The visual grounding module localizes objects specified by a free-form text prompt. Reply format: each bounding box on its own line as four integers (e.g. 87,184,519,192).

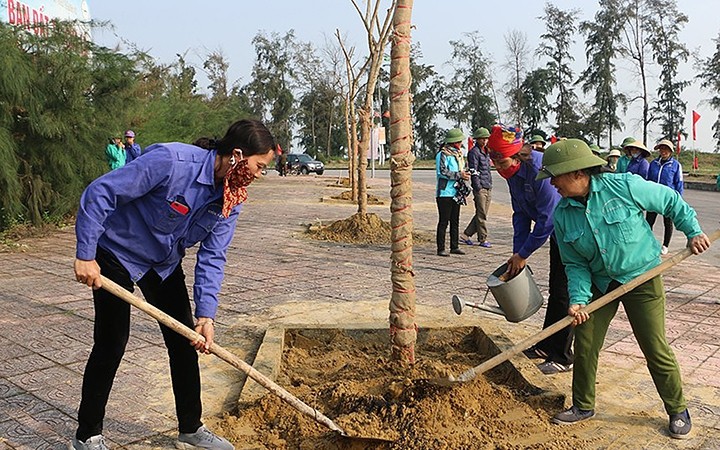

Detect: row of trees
3,0,720,230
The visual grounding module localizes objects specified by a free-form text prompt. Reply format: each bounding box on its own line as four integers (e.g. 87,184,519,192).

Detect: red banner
676,131,682,154
692,110,701,141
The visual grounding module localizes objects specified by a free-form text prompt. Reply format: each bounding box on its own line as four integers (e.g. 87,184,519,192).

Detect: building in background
3,0,91,38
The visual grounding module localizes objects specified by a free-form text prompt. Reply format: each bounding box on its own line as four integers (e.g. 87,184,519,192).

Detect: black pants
646,211,674,247
436,197,460,251
76,247,202,440
535,235,574,366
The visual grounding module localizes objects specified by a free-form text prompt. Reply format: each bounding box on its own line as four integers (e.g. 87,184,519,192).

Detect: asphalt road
324,168,720,266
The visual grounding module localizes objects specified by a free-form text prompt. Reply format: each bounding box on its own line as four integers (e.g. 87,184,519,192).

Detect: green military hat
529,135,546,145
444,128,465,144
621,136,637,148
536,139,607,180
589,144,601,155
472,127,490,139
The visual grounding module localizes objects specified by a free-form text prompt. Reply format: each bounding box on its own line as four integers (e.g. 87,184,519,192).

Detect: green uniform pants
572,275,686,415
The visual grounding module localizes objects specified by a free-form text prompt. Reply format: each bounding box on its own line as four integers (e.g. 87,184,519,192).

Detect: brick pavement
0,173,719,449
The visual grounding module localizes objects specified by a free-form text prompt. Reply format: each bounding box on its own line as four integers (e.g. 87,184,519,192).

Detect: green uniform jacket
106,143,126,170
553,172,702,306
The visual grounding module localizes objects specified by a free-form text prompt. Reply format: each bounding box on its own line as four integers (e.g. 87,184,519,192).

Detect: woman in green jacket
537,139,711,439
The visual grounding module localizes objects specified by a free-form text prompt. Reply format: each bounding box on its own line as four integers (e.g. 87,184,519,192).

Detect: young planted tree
388,0,416,363
645,0,689,141
503,29,530,126
350,0,396,215
696,32,720,152
538,4,583,138
578,0,626,147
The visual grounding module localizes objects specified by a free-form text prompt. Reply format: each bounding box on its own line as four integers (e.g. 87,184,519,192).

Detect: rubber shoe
477,241,492,248
669,409,692,439
522,346,549,360
177,426,234,450
661,245,669,255
68,435,109,450
437,249,450,257
538,361,573,375
450,248,466,255
551,405,595,425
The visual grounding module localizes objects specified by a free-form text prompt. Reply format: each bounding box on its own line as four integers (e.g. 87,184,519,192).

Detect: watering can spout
452,295,506,317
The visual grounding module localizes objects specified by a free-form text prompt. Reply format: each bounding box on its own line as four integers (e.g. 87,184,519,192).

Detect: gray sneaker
551,405,595,424
669,409,692,439
176,426,234,450
68,435,109,450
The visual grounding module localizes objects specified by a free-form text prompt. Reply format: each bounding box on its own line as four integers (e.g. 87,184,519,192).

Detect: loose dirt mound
210,328,598,449
330,190,385,205
306,213,432,245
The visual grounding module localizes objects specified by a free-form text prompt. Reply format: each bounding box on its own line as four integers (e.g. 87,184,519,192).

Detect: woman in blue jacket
647,139,684,254
435,128,470,256
72,119,276,450
625,141,651,179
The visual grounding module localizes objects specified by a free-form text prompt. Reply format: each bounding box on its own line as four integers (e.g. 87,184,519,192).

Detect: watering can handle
452,228,720,382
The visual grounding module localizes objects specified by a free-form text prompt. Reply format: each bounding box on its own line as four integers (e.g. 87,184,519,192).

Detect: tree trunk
388,0,416,364
357,106,370,215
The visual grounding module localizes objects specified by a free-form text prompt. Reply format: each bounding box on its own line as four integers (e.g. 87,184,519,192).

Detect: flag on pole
676,131,682,155
692,110,701,140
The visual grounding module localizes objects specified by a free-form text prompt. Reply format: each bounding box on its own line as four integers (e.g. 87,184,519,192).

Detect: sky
86,0,719,152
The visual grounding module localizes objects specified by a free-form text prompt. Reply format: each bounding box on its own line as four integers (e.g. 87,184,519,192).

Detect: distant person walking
605,148,622,172
105,135,125,170
616,136,635,173
646,139,684,255
123,130,142,164
460,127,492,248
435,128,470,257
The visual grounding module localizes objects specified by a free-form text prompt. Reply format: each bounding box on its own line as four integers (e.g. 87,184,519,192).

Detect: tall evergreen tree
409,45,442,158
443,32,495,131
696,32,720,152
537,3,583,138
245,30,297,151
645,0,689,141
519,68,553,137
578,0,626,147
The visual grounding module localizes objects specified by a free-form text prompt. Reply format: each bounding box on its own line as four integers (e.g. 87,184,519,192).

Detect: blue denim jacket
75,143,241,318
554,172,702,306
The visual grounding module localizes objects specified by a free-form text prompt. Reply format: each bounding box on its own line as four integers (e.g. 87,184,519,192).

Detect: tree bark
388,0,416,364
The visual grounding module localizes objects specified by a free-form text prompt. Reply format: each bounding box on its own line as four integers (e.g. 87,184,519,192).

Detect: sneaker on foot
450,248,466,255
437,249,450,257
661,245,669,255
551,405,595,425
538,360,573,375
69,435,108,450
669,409,692,439
177,426,234,450
477,241,492,248
522,346,549,360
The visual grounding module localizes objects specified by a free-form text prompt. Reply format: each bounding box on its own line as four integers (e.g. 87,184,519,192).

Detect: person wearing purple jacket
625,141,651,180
71,119,276,450
460,127,493,247
487,125,574,375
647,139,684,255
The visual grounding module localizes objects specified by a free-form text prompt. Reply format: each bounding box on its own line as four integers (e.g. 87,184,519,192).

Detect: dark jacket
647,157,683,195
467,144,492,191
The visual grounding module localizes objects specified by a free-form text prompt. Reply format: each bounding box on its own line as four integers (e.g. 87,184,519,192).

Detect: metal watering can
452,263,544,323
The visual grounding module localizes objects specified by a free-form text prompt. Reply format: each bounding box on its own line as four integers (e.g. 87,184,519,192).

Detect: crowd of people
434,125,710,440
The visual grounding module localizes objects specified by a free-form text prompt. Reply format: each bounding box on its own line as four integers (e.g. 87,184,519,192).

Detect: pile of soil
211,328,597,449
306,213,431,245
331,191,385,205
327,177,352,188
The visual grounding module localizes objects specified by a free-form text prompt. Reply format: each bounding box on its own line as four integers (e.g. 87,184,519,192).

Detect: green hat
529,135,546,145
473,127,490,139
621,136,637,148
444,128,464,144
589,144,601,155
536,139,607,180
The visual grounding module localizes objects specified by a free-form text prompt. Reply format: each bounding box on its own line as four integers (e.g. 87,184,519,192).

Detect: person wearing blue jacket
647,139,684,255
625,141,650,179
487,124,574,375
123,130,143,164
460,127,493,248
71,119,276,450
537,139,710,439
435,128,470,256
